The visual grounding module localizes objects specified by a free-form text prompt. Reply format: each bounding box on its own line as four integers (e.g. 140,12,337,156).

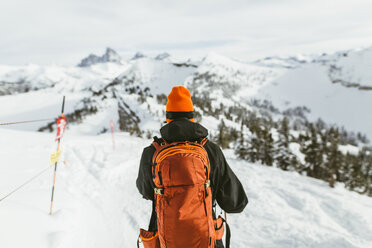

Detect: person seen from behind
136,86,248,248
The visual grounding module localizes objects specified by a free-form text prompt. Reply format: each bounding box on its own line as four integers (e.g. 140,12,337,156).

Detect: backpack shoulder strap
200,137,208,146
152,136,165,149
151,136,168,164
148,200,157,232
225,217,231,248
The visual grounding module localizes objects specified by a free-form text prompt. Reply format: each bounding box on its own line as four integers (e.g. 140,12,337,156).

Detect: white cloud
1,0,372,65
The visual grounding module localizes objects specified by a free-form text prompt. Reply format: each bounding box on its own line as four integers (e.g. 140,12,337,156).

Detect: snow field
0,129,372,248
228,148,372,248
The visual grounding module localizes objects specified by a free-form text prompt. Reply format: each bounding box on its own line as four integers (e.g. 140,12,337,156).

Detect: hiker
136,86,248,248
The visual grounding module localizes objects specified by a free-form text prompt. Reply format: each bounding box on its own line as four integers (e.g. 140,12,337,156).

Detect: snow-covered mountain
0,46,371,140
254,55,313,69
1,47,371,139
1,47,372,248
327,48,372,90
256,48,372,140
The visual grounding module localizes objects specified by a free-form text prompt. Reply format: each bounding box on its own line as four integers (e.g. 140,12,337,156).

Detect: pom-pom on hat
166,86,194,123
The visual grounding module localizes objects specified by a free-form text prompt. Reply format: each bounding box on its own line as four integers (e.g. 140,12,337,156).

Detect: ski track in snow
0,130,372,248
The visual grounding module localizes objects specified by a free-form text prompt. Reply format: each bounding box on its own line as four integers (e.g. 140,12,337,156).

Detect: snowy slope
115,56,196,95
1,129,372,248
327,48,372,89
257,62,372,139
254,55,313,69
186,52,283,104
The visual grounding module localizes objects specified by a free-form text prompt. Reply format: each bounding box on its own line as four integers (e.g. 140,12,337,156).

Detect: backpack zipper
154,142,205,161
157,148,208,165
203,191,208,216
158,171,163,185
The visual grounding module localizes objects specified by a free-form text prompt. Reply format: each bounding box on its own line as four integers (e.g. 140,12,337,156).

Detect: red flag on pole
110,120,115,150
50,96,66,215
110,120,114,132
55,115,67,141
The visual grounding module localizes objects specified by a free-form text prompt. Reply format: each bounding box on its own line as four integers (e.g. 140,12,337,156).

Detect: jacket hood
160,118,208,143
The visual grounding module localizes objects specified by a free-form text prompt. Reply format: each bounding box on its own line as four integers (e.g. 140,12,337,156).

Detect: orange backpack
150,137,216,248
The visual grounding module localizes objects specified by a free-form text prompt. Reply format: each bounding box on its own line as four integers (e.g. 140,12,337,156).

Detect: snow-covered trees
275,117,293,170
300,123,324,179
232,109,372,196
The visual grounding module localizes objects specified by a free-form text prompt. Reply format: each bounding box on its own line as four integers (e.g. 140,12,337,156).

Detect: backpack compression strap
217,214,231,248
226,221,231,248
151,136,168,164
200,137,208,146
151,137,208,164
224,215,231,248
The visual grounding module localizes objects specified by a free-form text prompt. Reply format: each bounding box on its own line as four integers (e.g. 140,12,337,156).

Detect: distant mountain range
0,47,371,140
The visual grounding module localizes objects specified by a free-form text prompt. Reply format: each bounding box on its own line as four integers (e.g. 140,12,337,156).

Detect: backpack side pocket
138,228,160,248
214,216,225,241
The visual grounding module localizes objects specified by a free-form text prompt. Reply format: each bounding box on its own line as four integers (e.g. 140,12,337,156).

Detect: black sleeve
136,145,156,201
206,141,248,213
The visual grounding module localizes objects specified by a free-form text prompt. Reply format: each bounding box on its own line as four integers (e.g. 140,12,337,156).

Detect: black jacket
136,118,248,213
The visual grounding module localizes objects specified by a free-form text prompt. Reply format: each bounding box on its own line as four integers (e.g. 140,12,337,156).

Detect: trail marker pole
110,120,115,151
49,96,66,215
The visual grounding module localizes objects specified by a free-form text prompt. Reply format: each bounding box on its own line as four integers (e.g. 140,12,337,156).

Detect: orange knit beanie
165,86,194,123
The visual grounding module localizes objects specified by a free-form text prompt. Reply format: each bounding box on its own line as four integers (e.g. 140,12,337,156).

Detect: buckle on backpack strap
205,180,210,188
154,188,164,195
153,136,166,146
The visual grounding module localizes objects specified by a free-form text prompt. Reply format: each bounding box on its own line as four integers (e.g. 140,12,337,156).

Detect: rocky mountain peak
155,52,170,60
78,47,123,67
131,52,145,60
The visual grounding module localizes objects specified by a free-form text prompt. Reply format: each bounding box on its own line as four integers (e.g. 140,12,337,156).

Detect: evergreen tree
366,153,372,196
275,117,292,170
260,126,275,166
366,151,372,196
325,128,342,187
246,121,262,163
359,148,372,195
349,152,365,192
236,120,249,159
217,119,230,149
343,153,355,189
339,152,351,184
290,155,300,171
301,123,323,178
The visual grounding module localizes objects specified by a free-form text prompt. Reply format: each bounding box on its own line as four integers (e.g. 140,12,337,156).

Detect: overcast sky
1,0,372,65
